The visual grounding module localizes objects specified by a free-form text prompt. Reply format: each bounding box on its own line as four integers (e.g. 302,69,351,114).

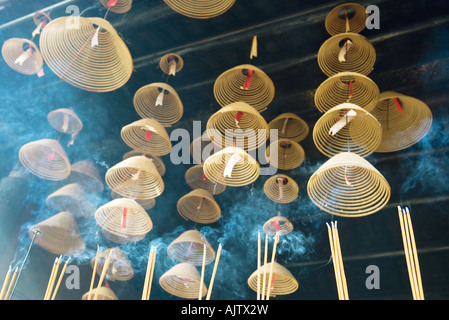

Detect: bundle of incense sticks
44,256,71,300
326,221,348,300
257,232,279,300
397,206,424,300
142,246,157,300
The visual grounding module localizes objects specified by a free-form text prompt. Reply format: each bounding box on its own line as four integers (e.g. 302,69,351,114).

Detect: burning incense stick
206,243,222,300
261,234,268,300
93,251,112,300
0,266,11,300
266,233,279,300
405,207,424,299
257,232,261,300
327,222,348,300
44,256,60,300
3,266,18,300
332,222,348,300
51,257,71,300
88,246,100,300
199,244,207,300
142,246,157,300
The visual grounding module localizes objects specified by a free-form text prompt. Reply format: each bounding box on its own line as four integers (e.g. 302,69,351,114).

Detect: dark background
0,0,448,300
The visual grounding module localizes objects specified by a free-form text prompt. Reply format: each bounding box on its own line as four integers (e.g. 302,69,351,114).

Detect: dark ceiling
0,0,449,301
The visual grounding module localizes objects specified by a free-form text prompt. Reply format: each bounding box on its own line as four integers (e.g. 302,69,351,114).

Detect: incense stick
333,222,348,300
3,266,18,300
88,246,100,300
93,252,112,300
45,256,62,300
405,207,424,299
261,234,268,300
206,243,222,300
141,246,153,300
145,246,157,300
199,244,206,300
266,233,279,300
51,257,71,300
257,232,261,300
0,266,11,300
44,256,60,300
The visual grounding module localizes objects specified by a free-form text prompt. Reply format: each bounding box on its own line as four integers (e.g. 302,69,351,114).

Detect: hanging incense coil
317,33,376,77
28,211,85,255
2,38,44,75
268,113,309,143
69,160,104,193
163,0,235,19
100,0,132,13
370,91,433,153
91,248,134,281
159,262,207,299
324,3,368,36
248,262,298,297
18,139,71,181
214,64,275,113
111,191,156,211
39,17,133,92
263,174,298,204
190,134,221,164
167,230,215,266
313,103,382,158
307,152,391,217
203,146,260,187
46,183,96,218
314,72,380,113
265,139,305,171
82,286,118,300
177,189,221,224
263,216,294,236
206,102,269,151
159,53,183,75
105,155,164,199
47,108,83,134
121,118,172,156
185,164,226,195
95,198,153,239
134,82,183,127
123,150,166,177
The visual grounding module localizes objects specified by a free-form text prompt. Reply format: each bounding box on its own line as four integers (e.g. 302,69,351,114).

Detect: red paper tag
241,69,254,90
393,98,402,114
349,81,353,96
271,220,280,232
107,0,118,6
235,111,245,122
270,274,275,293
345,168,351,186
145,130,153,141
121,208,127,228
201,173,207,181
46,151,55,161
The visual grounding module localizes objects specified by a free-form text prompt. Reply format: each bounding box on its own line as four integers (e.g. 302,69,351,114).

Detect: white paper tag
329,109,357,136
15,48,33,66
91,27,100,48
338,39,354,62
155,90,165,107
223,153,242,177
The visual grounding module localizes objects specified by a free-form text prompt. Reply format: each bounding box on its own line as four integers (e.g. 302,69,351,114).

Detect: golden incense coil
39,17,133,92
18,139,71,181
185,164,226,195
47,108,83,135
177,189,221,224
248,262,298,297
91,248,134,281
100,0,132,13
317,33,376,77
268,113,309,143
133,82,183,127
214,64,275,113
123,150,166,177
167,230,215,266
111,190,156,211
2,38,44,75
159,262,207,299
307,152,391,217
159,53,183,75
82,286,118,300
206,102,269,151
265,139,305,171
370,91,433,153
314,72,380,113
324,3,368,36
121,118,172,156
263,215,294,236
28,211,85,255
46,183,96,218
313,103,382,158
69,160,104,193
163,0,235,19
95,198,153,239
203,146,260,187
105,155,164,199
263,174,298,204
